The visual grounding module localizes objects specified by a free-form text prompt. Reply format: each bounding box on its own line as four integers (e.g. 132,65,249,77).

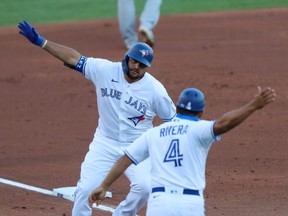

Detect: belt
151,187,200,196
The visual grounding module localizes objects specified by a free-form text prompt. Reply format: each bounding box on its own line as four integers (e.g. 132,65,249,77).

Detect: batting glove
18,20,45,46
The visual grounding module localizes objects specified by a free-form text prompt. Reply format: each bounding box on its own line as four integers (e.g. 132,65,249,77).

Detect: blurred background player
118,0,162,49
89,86,276,215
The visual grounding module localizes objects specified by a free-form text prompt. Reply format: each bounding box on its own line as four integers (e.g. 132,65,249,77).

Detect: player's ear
121,56,129,73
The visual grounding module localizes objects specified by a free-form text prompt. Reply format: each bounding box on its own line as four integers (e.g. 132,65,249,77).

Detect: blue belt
151,187,200,196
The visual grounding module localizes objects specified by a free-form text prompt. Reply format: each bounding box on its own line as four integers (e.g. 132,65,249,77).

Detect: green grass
1,0,288,26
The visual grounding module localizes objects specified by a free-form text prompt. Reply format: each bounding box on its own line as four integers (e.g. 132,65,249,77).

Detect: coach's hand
89,186,107,206
18,20,45,46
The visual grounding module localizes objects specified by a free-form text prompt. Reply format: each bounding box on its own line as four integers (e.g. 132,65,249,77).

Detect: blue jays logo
128,115,145,126
140,50,149,57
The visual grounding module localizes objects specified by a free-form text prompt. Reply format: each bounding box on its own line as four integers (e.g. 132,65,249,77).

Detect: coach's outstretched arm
18,20,81,67
213,86,276,136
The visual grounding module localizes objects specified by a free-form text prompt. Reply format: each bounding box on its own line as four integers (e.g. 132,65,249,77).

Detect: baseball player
18,20,176,216
89,87,276,216
118,0,162,49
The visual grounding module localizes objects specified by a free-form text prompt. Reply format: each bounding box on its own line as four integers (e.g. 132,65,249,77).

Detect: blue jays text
101,87,147,114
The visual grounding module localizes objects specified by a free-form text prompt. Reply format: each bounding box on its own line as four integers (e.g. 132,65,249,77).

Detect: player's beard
127,69,144,81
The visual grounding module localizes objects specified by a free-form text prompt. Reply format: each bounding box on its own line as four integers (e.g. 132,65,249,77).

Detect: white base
52,186,112,201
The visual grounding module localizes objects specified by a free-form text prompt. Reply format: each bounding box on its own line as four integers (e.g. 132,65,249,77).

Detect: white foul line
0,177,115,213
0,178,53,195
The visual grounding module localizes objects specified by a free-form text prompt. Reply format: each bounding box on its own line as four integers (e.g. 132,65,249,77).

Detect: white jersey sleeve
148,76,176,122
124,131,150,165
83,57,115,82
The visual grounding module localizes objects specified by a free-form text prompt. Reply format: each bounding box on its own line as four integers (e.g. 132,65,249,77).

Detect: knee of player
131,181,150,196
75,184,96,200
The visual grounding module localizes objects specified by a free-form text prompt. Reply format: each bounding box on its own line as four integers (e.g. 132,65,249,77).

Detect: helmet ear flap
121,55,129,73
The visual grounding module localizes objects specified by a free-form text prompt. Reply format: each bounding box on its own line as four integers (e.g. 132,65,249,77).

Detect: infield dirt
1,8,288,216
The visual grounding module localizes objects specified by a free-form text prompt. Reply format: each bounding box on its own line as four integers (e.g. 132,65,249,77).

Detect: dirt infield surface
1,7,288,216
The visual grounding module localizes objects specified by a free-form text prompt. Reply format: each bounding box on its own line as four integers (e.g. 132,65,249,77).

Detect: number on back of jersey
163,139,183,167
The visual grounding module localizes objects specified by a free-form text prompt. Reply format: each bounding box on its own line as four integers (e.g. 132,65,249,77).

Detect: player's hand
89,186,107,206
18,20,45,46
252,86,276,109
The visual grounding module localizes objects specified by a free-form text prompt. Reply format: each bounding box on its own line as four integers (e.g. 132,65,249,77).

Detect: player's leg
113,158,151,216
138,0,162,47
140,0,162,29
117,0,138,49
72,136,122,216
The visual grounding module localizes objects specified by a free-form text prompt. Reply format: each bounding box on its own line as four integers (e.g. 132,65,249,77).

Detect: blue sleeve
64,55,87,74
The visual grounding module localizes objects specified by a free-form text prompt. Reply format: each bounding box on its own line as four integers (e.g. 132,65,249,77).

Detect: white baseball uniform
124,114,221,216
118,0,162,48
72,57,176,216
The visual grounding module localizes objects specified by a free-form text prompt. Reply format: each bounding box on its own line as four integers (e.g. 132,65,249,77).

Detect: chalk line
0,178,53,195
0,177,115,213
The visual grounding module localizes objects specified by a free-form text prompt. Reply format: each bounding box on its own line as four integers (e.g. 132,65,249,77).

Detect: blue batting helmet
122,42,154,73
177,88,205,111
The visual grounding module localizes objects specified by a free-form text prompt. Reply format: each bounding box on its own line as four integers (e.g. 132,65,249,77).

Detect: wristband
41,40,48,48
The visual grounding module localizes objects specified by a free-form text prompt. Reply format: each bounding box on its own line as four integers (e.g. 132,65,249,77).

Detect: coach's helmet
177,88,205,112
122,42,154,73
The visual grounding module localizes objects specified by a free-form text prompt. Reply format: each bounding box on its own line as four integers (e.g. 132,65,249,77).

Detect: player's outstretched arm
18,20,81,67
213,86,276,136
89,155,133,206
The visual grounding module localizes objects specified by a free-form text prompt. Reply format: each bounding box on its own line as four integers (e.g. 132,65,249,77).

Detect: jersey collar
176,114,199,121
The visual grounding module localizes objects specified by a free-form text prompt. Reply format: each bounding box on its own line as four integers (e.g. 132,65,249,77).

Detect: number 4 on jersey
163,139,183,167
